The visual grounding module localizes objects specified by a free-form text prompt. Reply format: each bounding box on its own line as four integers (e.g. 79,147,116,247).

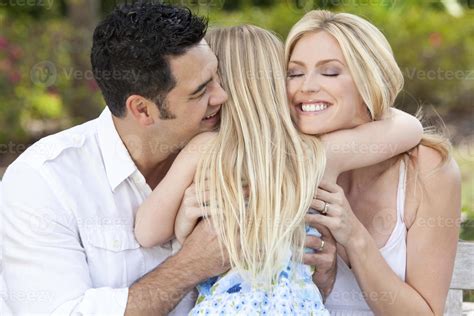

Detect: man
1,3,335,315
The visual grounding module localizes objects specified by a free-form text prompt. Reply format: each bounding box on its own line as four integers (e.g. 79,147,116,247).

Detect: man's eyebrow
190,77,212,96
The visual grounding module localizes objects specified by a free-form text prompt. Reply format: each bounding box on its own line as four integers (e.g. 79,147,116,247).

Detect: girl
134,25,423,314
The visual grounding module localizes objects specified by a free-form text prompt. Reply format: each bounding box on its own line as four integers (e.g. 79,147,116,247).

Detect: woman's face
287,31,369,135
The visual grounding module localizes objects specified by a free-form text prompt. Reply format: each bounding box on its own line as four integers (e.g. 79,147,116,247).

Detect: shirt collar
97,107,137,192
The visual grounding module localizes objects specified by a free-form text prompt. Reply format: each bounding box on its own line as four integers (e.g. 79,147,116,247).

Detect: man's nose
210,83,228,106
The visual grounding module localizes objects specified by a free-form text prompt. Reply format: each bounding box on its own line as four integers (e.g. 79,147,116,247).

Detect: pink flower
87,79,99,92
429,32,443,48
8,71,21,84
47,86,60,95
0,37,8,50
0,59,12,72
9,45,23,61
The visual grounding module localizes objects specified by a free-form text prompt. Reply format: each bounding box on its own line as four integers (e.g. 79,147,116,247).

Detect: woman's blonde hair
196,25,326,288
285,10,450,163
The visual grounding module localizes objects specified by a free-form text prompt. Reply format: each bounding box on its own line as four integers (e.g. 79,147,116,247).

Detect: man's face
150,39,228,152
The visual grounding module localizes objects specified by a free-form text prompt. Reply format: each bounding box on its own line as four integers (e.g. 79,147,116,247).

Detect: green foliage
208,1,474,113
0,3,472,211
0,9,102,144
454,148,474,241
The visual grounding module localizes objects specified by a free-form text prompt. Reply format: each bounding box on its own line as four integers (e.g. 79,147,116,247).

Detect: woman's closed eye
321,66,341,77
287,71,304,79
322,73,339,77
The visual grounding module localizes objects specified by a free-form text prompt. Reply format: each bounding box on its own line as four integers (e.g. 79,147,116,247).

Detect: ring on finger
318,240,325,252
321,202,329,215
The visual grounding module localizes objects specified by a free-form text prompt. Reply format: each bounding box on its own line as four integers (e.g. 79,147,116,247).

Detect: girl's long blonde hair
285,10,451,164
196,25,326,288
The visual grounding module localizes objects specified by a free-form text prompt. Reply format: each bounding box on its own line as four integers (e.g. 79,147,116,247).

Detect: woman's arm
321,108,423,181
134,132,216,248
309,147,461,315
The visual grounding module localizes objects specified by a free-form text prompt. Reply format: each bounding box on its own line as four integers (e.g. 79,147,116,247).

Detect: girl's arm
134,132,216,248
321,108,423,181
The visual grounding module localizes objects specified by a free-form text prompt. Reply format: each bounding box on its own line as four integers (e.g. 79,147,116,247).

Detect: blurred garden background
0,0,473,292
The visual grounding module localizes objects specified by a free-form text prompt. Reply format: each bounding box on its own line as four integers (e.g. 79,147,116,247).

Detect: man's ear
125,95,155,126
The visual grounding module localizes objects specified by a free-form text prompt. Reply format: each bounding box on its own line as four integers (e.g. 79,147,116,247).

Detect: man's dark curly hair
91,2,208,118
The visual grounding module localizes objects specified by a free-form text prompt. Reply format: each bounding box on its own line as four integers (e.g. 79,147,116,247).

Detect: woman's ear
365,104,374,121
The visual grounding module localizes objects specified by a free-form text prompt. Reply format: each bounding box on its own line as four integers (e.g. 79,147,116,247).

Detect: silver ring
318,240,325,252
321,202,329,215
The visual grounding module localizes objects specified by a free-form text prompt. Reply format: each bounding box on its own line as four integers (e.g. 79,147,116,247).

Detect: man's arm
126,219,228,315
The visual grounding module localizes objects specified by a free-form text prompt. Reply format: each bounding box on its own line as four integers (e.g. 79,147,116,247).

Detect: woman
285,10,461,315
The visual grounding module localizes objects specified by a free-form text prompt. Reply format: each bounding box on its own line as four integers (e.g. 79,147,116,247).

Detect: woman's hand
306,181,363,248
303,221,337,301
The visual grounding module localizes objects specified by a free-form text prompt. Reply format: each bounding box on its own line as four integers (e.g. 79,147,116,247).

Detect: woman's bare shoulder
404,145,461,223
410,145,461,183
406,145,461,224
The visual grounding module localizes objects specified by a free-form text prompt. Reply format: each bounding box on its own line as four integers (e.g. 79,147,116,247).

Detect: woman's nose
301,72,321,94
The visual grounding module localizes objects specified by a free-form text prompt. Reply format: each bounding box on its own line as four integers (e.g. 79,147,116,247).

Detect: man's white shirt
1,107,194,315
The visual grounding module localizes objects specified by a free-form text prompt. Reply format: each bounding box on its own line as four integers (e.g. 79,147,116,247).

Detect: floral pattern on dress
190,226,329,315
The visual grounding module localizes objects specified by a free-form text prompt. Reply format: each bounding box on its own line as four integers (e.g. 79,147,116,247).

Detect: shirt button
112,239,121,250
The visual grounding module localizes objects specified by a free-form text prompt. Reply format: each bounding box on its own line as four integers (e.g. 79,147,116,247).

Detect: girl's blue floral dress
189,226,329,315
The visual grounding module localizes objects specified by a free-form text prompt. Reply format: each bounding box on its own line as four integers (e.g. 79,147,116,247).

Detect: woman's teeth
301,103,328,112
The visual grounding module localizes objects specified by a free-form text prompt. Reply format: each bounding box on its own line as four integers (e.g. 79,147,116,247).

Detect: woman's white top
325,159,408,315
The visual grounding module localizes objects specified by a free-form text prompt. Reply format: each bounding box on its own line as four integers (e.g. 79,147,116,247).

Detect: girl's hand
175,182,211,244
175,182,250,244
306,181,363,247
